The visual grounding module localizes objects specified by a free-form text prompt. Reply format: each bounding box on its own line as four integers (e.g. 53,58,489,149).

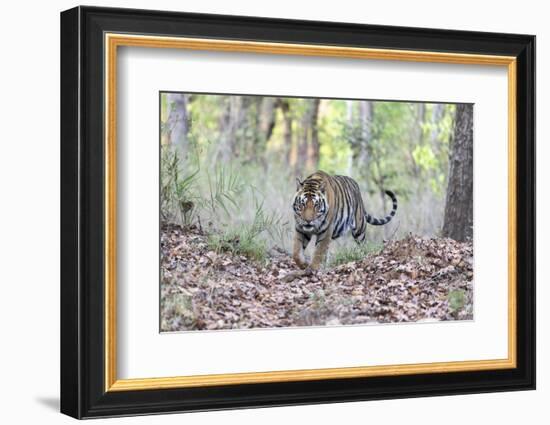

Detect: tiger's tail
365,190,398,225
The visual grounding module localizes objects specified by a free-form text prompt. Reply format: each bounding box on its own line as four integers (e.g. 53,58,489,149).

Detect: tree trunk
355,100,372,177
306,99,321,172
345,101,355,175
166,93,189,155
442,104,474,241
296,101,310,172
280,100,294,167
217,96,248,162
257,97,277,144
410,103,426,177
254,97,277,168
294,99,321,175
430,103,444,148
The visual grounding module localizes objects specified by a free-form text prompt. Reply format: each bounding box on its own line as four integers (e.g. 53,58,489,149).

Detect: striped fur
292,170,397,269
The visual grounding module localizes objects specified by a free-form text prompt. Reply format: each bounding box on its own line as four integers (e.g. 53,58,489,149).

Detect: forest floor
160,223,473,332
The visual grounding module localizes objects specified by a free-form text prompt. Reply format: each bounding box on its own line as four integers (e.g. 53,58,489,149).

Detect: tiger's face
293,180,328,234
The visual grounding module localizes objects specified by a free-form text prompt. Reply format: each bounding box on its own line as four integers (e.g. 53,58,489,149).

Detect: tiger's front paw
310,254,327,271
309,261,321,271
293,256,309,270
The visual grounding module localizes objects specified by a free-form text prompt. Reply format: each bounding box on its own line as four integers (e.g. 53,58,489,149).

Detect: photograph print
160,92,474,332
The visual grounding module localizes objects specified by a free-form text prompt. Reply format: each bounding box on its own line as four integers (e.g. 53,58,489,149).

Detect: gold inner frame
104,33,517,392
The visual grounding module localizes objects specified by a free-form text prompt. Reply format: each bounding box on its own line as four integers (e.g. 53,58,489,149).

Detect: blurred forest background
160,92,473,265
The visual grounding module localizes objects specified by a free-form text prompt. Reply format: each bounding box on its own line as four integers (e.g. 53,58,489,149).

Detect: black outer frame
60,5,535,419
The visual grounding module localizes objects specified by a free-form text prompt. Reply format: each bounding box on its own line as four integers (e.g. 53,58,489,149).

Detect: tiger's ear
296,177,303,190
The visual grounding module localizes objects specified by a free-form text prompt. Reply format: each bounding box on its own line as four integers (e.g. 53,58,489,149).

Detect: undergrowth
161,146,244,227
206,197,288,263
329,241,383,267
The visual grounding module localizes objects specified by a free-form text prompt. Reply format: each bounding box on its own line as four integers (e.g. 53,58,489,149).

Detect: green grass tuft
447,289,467,312
329,242,382,267
208,230,268,263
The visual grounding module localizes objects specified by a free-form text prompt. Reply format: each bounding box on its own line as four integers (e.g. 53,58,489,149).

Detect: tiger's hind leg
352,227,367,244
292,231,311,269
352,211,367,244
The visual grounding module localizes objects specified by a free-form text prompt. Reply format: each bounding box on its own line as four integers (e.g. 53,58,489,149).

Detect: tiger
292,170,398,270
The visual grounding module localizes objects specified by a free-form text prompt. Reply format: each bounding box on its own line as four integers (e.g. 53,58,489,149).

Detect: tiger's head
293,177,328,233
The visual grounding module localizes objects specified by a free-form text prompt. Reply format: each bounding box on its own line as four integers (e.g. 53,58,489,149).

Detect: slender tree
430,104,445,148
293,99,321,175
254,97,277,168
217,96,251,162
280,99,294,167
306,99,321,173
410,103,426,178
344,100,355,175
166,93,190,154
296,101,310,171
257,97,277,144
356,100,372,176
442,104,474,241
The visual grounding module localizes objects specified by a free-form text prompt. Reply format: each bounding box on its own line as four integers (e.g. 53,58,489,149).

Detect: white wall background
0,0,544,423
